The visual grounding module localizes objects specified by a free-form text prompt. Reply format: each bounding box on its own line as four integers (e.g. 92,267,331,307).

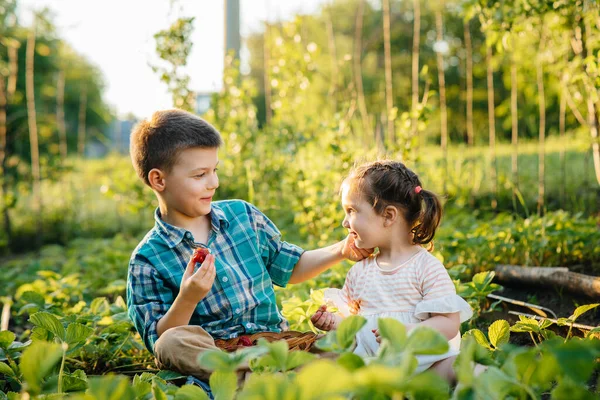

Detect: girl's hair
345,160,443,248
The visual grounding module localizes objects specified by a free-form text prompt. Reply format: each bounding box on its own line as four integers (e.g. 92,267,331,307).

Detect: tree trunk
511,55,519,204
486,45,497,210
77,85,87,157
56,69,67,160
436,7,448,195
325,4,338,112
495,265,600,299
536,27,547,215
583,16,600,185
26,21,43,249
7,43,18,100
354,0,370,145
263,21,272,126
0,66,10,250
411,0,421,154
464,19,474,147
382,0,394,146
559,78,567,207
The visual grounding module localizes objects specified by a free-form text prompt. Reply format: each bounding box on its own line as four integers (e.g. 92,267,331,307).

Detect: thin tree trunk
0,67,9,250
511,55,519,203
26,21,42,249
325,3,338,112
263,21,272,126
354,0,370,145
411,0,421,154
56,70,67,160
435,7,448,195
559,79,567,207
7,43,18,100
583,15,600,185
382,0,394,145
77,85,87,157
464,19,474,147
486,45,497,210
536,28,546,215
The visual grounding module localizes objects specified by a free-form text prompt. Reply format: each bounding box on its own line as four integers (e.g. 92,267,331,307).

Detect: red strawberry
238,336,253,347
192,247,210,264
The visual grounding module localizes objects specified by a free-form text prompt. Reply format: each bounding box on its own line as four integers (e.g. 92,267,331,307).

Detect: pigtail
411,189,443,250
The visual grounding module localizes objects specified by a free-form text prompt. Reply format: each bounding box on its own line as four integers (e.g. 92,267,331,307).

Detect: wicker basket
214,331,319,353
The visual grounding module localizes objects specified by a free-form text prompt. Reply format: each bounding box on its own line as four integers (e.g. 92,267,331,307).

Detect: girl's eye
194,174,205,178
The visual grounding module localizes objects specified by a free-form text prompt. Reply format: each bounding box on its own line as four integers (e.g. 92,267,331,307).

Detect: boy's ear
148,168,166,192
383,205,398,227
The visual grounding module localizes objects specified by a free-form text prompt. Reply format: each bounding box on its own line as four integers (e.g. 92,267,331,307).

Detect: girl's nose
342,217,349,228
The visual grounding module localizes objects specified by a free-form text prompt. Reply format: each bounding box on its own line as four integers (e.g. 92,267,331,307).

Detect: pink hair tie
415,186,422,194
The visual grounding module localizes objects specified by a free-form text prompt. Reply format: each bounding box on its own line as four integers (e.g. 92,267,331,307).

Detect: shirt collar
154,203,229,248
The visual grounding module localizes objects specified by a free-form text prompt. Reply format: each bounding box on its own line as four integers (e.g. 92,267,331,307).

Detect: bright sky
18,0,326,119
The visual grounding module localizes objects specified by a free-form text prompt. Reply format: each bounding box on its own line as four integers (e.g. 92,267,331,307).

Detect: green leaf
152,380,168,400
20,292,45,307
29,312,66,341
285,350,315,371
551,380,597,400
86,375,137,400
464,329,492,350
549,339,599,383
405,326,449,355
473,366,526,399
156,370,186,381
488,320,510,349
336,352,365,371
65,323,94,346
336,315,366,350
266,339,289,371
472,271,495,292
399,370,450,398
377,318,407,352
0,331,15,350
19,340,63,394
209,370,237,400
296,359,352,398
61,369,88,392
0,361,15,377
175,384,210,400
569,303,599,322
197,350,234,371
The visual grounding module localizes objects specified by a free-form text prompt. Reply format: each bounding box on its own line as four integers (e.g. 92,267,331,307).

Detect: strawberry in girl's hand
192,247,211,264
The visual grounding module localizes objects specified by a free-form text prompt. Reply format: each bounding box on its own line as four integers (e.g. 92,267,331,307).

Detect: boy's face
159,147,219,218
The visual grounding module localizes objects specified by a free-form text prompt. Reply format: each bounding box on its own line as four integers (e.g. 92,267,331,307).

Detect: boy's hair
345,160,443,248
130,109,223,186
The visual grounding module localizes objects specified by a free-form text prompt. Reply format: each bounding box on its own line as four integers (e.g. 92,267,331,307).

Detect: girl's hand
179,253,216,306
311,305,337,331
341,234,374,261
372,329,381,343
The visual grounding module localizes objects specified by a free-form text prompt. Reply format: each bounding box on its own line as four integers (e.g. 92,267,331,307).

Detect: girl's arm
416,312,460,340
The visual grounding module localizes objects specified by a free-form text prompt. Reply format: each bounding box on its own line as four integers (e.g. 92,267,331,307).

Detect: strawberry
192,247,210,264
238,336,253,347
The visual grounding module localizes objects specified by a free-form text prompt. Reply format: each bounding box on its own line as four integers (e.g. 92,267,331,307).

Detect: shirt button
222,277,229,283
235,308,241,314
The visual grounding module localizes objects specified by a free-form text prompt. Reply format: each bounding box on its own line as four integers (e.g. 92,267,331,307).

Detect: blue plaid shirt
126,200,304,353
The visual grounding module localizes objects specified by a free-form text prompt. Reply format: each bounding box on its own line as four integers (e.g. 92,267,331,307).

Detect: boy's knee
154,326,184,361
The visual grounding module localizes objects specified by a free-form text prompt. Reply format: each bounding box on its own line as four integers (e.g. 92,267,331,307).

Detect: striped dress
324,247,473,370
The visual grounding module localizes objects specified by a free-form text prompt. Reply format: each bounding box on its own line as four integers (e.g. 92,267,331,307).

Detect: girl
311,160,472,382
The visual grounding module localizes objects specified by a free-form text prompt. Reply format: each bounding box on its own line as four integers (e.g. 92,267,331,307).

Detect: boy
126,109,371,380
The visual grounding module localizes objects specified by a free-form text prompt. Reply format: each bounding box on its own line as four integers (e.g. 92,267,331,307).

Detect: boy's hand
179,253,216,306
341,234,374,261
310,305,337,331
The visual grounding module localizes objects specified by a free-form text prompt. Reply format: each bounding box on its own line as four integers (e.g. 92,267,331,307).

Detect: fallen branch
495,265,600,298
508,311,596,332
487,293,557,319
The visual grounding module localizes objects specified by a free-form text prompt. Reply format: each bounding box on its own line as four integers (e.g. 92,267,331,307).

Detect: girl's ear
383,205,398,227
148,168,166,192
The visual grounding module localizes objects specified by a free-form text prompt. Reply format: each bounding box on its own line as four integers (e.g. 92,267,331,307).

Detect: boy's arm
156,254,216,337
288,235,373,284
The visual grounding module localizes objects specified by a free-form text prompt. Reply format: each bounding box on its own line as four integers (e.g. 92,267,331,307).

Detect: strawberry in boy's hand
192,247,211,264
238,336,253,347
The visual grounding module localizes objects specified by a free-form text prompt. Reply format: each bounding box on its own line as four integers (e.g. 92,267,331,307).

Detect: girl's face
340,183,386,249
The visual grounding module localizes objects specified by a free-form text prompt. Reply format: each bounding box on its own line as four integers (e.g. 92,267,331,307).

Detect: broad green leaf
353,364,406,392
65,323,94,346
473,366,529,400
315,331,339,352
377,318,407,352
464,329,492,350
197,350,234,371
472,271,495,292
0,331,15,350
285,350,315,371
61,369,88,392
336,352,365,371
152,380,168,400
30,326,53,342
29,312,66,341
549,339,599,383
399,370,450,398
90,297,110,315
20,292,45,307
209,370,237,400
488,320,510,348
336,315,366,350
19,341,63,394
405,326,449,355
455,337,477,387
266,339,289,371
238,373,298,400
569,303,599,322
156,370,186,381
551,380,597,400
175,384,210,400
86,375,137,400
296,359,352,398
0,361,15,377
